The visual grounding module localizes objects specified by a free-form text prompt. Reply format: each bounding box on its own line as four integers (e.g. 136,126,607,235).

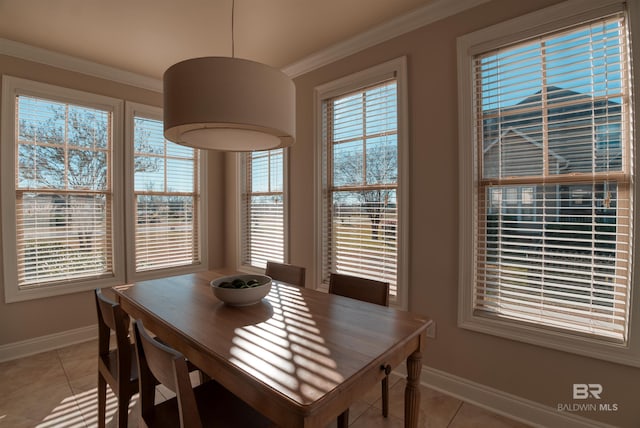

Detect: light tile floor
0,340,531,427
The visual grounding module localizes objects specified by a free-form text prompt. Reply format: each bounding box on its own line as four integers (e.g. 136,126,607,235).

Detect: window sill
4,275,123,303
458,311,640,368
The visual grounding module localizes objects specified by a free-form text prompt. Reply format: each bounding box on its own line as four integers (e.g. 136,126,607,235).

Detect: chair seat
146,380,273,428
100,343,202,391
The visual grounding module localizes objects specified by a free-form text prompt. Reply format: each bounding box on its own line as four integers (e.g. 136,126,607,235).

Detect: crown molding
282,0,490,78
0,38,162,92
0,0,488,87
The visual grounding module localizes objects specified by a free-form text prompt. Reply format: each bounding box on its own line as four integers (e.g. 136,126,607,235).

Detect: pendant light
163,0,295,151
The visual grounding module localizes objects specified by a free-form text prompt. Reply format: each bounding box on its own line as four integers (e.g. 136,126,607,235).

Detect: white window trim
457,0,640,366
124,102,208,282
235,149,289,274
314,56,409,309
1,76,125,302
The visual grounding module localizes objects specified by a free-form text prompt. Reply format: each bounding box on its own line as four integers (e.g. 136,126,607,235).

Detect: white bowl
210,275,272,306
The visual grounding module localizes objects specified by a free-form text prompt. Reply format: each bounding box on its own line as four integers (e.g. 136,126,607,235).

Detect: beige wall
286,0,640,426
2,0,639,426
0,54,226,345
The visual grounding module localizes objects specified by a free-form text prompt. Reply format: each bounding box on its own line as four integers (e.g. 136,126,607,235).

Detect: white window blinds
241,149,284,269
322,80,399,295
474,12,633,341
15,95,113,287
133,116,200,272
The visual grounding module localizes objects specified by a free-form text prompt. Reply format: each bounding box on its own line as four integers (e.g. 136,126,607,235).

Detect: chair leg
382,375,389,417
117,394,130,428
97,374,107,428
337,409,349,428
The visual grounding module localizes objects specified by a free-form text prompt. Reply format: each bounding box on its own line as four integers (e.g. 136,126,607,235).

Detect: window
127,104,203,275
1,76,124,301
458,0,639,365
1,81,207,301
316,58,408,307
240,149,285,269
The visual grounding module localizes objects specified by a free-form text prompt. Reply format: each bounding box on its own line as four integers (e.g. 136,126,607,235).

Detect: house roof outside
482,86,623,177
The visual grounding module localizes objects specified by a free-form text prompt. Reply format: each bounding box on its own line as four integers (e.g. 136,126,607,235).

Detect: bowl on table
210,274,272,306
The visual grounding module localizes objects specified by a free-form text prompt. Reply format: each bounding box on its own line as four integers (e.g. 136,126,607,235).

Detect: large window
317,58,408,306
131,112,201,273
458,0,639,365
1,77,124,301
240,149,285,269
1,80,206,301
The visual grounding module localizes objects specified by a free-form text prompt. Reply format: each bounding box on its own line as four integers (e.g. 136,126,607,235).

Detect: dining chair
328,272,391,427
133,319,273,428
265,261,306,288
329,272,390,306
95,288,139,428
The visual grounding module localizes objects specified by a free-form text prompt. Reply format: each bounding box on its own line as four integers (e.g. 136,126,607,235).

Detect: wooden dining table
113,270,430,428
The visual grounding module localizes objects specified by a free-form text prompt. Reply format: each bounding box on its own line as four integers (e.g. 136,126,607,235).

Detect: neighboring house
484,86,621,217
483,86,622,171
483,127,569,177
482,86,620,306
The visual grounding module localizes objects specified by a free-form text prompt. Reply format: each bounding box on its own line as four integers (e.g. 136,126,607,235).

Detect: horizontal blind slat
16,92,114,287
473,12,632,342
241,149,285,269
324,80,399,293
134,116,200,272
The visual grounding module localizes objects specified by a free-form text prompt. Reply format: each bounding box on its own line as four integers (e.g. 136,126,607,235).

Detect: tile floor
0,340,531,427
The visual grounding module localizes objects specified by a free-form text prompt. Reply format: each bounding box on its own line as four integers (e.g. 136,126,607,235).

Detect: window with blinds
241,149,284,269
322,80,399,295
133,116,200,272
473,12,633,341
15,95,113,287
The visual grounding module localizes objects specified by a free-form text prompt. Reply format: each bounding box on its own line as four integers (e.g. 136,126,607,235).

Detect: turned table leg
405,351,422,428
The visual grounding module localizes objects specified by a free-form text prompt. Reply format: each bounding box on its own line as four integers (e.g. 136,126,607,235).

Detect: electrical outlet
426,321,436,339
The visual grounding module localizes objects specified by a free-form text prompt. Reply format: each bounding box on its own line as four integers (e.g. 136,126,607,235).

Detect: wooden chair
328,273,391,427
329,272,390,307
265,261,306,288
133,320,272,428
95,288,138,428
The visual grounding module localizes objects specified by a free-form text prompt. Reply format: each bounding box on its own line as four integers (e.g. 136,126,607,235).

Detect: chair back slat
329,273,390,307
265,261,306,287
134,320,203,428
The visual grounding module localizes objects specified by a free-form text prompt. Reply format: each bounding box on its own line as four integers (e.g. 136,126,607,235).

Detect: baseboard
0,324,98,363
394,365,617,428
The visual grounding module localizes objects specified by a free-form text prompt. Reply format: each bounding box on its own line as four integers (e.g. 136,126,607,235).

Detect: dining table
113,270,430,428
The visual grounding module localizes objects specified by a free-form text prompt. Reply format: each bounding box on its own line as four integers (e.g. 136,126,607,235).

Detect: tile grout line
56,347,92,428
446,401,464,428
348,402,372,427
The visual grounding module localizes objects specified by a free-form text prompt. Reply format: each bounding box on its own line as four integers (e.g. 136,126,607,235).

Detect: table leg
405,350,422,428
337,409,349,428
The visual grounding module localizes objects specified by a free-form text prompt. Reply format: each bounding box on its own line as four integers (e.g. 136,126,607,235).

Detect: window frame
124,102,208,281
1,76,125,302
457,0,640,366
314,57,409,309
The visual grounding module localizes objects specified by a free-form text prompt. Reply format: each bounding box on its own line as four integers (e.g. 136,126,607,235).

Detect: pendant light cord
231,0,235,58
